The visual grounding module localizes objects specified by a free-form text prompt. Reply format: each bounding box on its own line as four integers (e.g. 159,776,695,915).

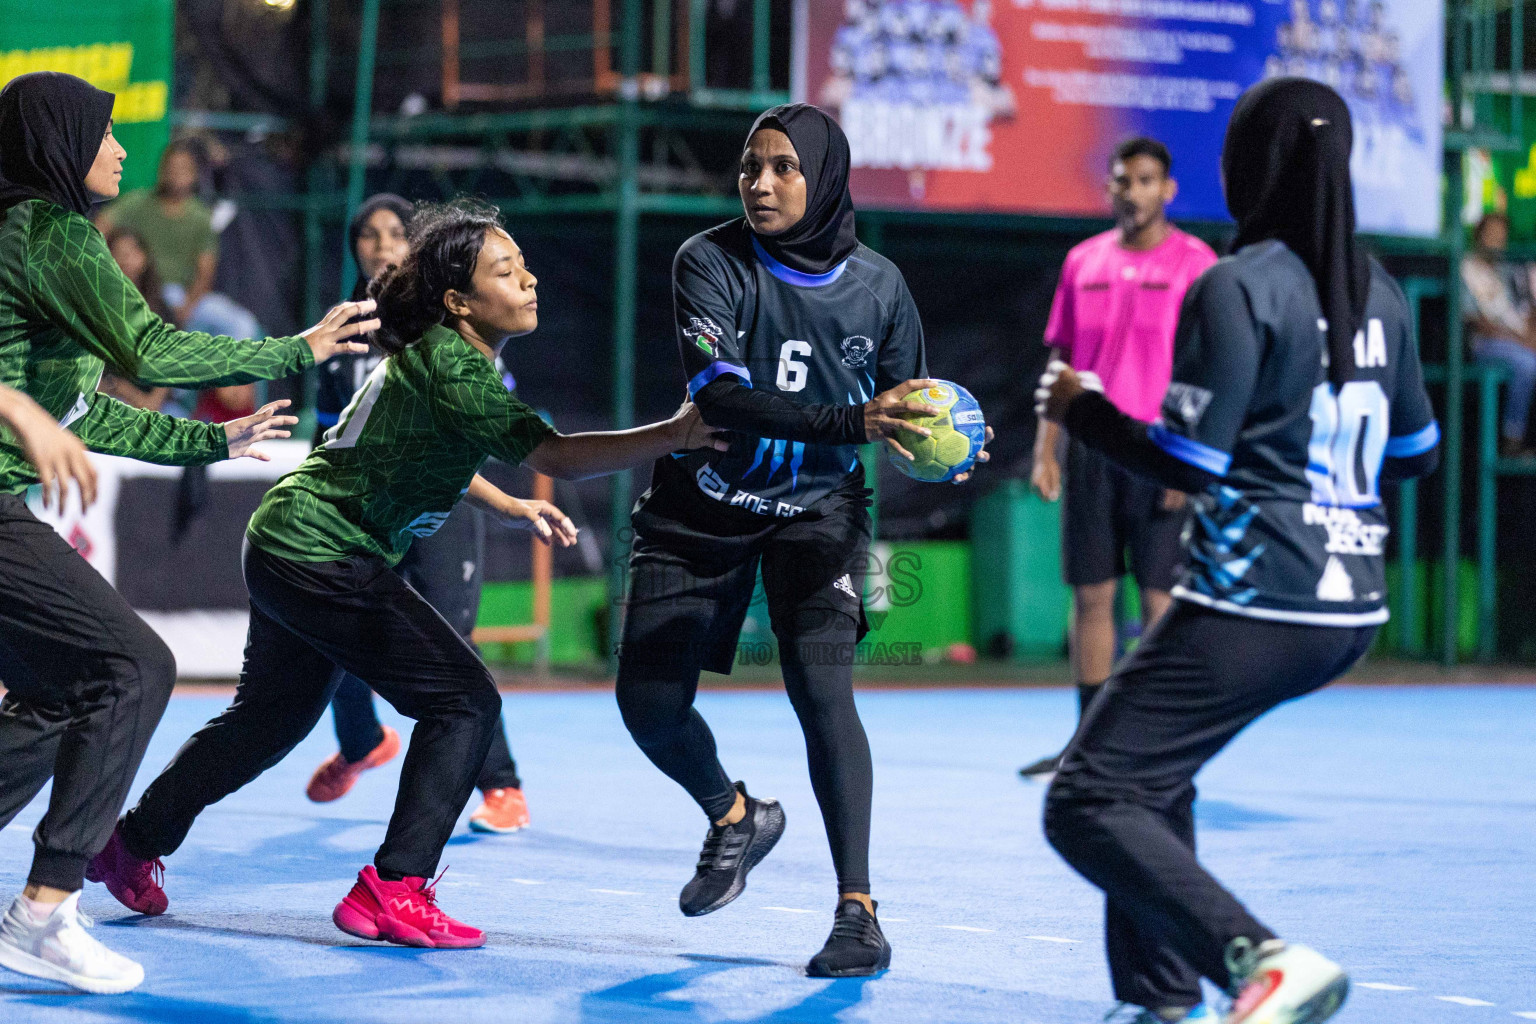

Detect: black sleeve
1064,390,1219,494
675,238,751,397
1381,447,1439,481
694,376,866,445
874,272,927,393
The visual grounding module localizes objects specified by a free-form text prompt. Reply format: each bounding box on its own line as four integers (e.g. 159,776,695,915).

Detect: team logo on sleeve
840,335,875,368
1163,382,1214,431
685,317,724,358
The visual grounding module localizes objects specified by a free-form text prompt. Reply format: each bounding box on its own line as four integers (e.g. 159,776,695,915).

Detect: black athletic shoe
678,781,785,917
806,899,891,977
1017,752,1062,779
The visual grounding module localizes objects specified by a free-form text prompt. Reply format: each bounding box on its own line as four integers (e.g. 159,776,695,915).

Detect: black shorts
1062,437,1187,590
619,497,872,675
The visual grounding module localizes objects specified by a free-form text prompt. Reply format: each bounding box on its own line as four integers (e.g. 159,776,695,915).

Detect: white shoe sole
467,819,526,834
0,938,144,994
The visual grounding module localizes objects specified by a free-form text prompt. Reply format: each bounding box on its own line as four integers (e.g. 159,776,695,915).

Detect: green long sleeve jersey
247,324,556,565
0,199,314,492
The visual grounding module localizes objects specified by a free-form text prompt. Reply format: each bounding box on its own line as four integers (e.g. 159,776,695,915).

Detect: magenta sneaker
332,865,484,949
85,825,167,916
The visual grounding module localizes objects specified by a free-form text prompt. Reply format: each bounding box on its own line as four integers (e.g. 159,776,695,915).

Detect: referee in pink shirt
1021,137,1216,778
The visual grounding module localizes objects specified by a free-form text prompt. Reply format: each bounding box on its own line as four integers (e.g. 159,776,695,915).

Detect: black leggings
122,542,501,879
616,502,874,895
1043,601,1375,1007
0,495,177,890
329,506,521,791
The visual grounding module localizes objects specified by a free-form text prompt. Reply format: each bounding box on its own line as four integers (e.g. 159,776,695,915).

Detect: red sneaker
332,865,484,949
468,787,530,834
85,824,168,916
305,725,400,803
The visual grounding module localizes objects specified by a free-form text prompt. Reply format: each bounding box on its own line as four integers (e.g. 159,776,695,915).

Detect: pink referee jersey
1044,227,1217,423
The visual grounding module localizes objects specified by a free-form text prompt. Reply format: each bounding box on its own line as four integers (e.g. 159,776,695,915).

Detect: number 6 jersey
638,219,927,533
1152,240,1439,626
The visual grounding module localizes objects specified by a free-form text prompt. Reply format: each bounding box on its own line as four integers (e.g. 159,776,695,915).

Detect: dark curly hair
368,197,503,355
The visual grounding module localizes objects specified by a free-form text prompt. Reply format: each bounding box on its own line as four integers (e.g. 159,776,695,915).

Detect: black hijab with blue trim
745,103,858,276
0,71,115,218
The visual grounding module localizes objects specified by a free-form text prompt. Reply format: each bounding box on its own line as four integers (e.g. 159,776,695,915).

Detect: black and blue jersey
638,219,927,533
1150,240,1438,625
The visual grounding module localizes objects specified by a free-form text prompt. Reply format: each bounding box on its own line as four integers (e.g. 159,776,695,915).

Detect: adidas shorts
618,497,872,675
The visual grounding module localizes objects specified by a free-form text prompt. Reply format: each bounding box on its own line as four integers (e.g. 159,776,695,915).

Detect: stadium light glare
261,0,296,11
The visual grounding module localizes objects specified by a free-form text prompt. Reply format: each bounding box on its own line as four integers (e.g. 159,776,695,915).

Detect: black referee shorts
1062,437,1187,591
619,498,871,675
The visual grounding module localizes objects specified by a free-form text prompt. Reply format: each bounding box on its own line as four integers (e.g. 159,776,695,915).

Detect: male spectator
98,139,259,342
1462,212,1536,457
1020,137,1216,778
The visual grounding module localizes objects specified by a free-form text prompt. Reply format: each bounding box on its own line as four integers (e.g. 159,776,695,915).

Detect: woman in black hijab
1033,79,1439,1024
613,102,988,977
0,71,376,994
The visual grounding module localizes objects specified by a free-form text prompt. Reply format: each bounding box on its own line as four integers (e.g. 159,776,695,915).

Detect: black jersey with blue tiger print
636,218,926,533
1152,240,1438,626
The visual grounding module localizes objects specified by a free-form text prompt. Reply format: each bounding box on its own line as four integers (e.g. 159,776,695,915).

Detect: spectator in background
98,139,260,342
99,227,175,413
1021,137,1216,779
1462,212,1536,457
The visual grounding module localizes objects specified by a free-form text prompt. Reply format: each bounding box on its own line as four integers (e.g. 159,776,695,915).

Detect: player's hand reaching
672,401,731,452
0,387,97,511
865,379,944,461
951,426,994,485
224,399,299,461
301,299,381,364
1035,360,1103,424
493,496,580,547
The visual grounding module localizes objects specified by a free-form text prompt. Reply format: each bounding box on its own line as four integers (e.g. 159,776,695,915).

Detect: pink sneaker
332,865,484,949
85,824,168,916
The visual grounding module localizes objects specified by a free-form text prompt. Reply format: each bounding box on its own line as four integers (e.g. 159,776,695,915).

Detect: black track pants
122,542,502,879
1043,601,1375,1006
0,494,177,891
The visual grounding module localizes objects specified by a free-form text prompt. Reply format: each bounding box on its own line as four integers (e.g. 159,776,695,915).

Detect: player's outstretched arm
26,214,371,387
0,384,97,510
464,474,579,547
70,395,297,468
523,402,728,482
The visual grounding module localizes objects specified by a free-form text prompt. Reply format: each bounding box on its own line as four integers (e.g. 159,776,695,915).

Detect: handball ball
888,380,986,482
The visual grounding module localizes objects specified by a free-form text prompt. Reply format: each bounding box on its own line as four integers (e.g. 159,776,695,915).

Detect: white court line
589,888,641,896
1511,1012,1536,1020
940,925,995,933
1023,935,1080,944
881,917,908,922
510,878,544,885
1437,996,1496,1007
1357,983,1416,991
762,907,816,914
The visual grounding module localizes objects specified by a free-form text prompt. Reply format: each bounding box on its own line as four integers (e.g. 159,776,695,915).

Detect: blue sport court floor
1,683,1532,1023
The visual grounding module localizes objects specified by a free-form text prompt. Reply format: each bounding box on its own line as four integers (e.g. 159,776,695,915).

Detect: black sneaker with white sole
678,781,785,917
806,899,891,977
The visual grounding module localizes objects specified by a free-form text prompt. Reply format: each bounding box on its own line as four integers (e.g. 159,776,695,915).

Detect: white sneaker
1222,939,1347,1024
0,891,144,994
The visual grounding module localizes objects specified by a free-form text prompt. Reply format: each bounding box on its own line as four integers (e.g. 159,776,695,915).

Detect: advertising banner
0,0,173,193
796,0,1443,235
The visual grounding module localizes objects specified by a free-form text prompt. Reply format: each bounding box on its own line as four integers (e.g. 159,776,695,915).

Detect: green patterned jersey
0,199,314,492
247,324,556,564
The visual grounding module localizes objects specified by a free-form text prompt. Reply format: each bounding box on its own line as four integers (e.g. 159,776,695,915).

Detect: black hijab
0,71,115,219
348,192,414,300
1223,77,1368,388
745,103,857,276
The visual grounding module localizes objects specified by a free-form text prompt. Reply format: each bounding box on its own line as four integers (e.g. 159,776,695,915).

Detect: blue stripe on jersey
750,235,848,287
1385,420,1440,458
1149,423,1232,476
688,361,751,397
314,410,340,427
